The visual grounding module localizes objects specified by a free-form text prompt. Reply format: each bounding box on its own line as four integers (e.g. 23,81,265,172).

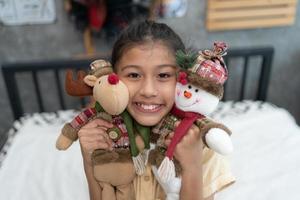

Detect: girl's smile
134,102,163,113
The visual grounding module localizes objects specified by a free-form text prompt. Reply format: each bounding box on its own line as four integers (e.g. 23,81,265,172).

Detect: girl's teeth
137,103,159,110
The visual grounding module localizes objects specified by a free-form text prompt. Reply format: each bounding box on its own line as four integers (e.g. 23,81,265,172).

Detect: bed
1,47,300,200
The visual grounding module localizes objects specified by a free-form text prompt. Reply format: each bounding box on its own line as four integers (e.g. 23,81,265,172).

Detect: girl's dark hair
111,20,185,66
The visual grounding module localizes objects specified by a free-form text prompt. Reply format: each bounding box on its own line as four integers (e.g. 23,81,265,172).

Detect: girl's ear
83,75,97,87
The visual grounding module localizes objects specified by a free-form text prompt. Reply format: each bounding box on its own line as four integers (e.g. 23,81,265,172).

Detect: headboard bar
1,59,95,72
54,69,66,110
258,49,274,101
32,71,45,113
2,69,23,120
240,56,249,101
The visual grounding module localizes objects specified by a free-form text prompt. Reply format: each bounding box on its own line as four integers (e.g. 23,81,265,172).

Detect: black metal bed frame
1,47,274,121
224,47,274,101
2,58,96,120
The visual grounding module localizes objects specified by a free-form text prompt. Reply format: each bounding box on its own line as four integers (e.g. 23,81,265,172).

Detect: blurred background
0,0,299,147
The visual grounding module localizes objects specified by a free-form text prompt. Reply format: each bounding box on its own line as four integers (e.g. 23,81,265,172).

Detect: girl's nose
184,90,192,98
140,78,158,97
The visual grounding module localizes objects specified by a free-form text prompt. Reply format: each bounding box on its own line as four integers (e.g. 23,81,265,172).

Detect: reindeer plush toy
56,60,150,200
150,42,233,200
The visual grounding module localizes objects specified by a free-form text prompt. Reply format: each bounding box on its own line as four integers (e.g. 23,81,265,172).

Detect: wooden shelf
206,0,298,31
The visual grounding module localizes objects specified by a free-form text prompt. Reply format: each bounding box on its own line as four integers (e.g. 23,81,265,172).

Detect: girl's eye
188,85,192,89
127,73,140,79
158,73,171,79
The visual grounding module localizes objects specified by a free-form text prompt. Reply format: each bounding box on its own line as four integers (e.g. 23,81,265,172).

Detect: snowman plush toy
150,42,233,200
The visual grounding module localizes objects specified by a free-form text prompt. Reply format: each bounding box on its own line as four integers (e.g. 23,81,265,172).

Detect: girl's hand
78,118,114,164
164,121,203,171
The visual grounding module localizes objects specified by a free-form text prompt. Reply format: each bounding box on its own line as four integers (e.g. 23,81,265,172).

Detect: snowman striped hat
176,42,229,99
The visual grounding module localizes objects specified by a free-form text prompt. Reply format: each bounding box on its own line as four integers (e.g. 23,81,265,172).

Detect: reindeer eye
188,85,192,89
195,89,199,92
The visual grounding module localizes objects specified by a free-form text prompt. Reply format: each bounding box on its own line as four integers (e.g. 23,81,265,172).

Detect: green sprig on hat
175,50,198,70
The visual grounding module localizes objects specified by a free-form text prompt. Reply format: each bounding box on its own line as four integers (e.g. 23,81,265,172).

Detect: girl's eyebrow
157,64,178,69
120,65,140,71
121,64,177,71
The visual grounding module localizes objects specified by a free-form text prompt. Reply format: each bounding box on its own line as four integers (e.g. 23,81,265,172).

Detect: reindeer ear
84,75,97,87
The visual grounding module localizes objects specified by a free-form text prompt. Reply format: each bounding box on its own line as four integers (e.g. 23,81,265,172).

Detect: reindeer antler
65,69,93,97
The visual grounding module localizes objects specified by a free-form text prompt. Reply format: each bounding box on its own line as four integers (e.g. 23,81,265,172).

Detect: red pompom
178,71,188,85
180,79,188,85
108,73,119,85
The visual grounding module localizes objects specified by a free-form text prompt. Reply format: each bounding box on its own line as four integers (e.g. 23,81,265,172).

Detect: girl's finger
174,121,180,128
80,133,107,143
89,118,114,129
89,142,109,152
163,132,174,147
164,139,171,147
80,118,113,129
78,127,109,137
95,141,109,150
187,124,200,139
81,140,110,152
80,120,101,129
165,132,174,140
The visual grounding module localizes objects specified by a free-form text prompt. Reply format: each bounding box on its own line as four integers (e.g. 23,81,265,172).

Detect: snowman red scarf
165,106,204,159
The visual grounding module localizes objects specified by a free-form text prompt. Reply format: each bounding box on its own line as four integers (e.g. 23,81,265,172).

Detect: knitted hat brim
186,71,224,99
91,66,113,78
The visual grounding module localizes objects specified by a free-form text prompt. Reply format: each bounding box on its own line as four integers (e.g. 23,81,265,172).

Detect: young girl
78,20,235,200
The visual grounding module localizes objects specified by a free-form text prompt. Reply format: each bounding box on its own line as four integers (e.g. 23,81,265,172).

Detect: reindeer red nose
184,90,192,98
108,73,119,85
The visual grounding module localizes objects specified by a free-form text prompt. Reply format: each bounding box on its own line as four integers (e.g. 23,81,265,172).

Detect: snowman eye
195,89,199,92
188,85,192,89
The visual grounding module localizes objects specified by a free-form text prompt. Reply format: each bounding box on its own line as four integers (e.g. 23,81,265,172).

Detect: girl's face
116,42,178,126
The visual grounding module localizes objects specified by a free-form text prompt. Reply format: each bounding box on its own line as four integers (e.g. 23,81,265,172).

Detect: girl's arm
78,119,114,200
180,163,203,200
165,124,210,200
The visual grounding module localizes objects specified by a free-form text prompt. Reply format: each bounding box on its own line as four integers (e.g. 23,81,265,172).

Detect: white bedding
213,101,300,200
0,101,300,200
0,111,89,200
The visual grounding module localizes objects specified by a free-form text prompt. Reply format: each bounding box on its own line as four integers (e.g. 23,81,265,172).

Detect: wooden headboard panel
1,46,274,121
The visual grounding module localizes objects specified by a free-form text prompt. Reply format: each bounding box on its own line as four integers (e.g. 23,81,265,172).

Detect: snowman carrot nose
184,91,192,98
